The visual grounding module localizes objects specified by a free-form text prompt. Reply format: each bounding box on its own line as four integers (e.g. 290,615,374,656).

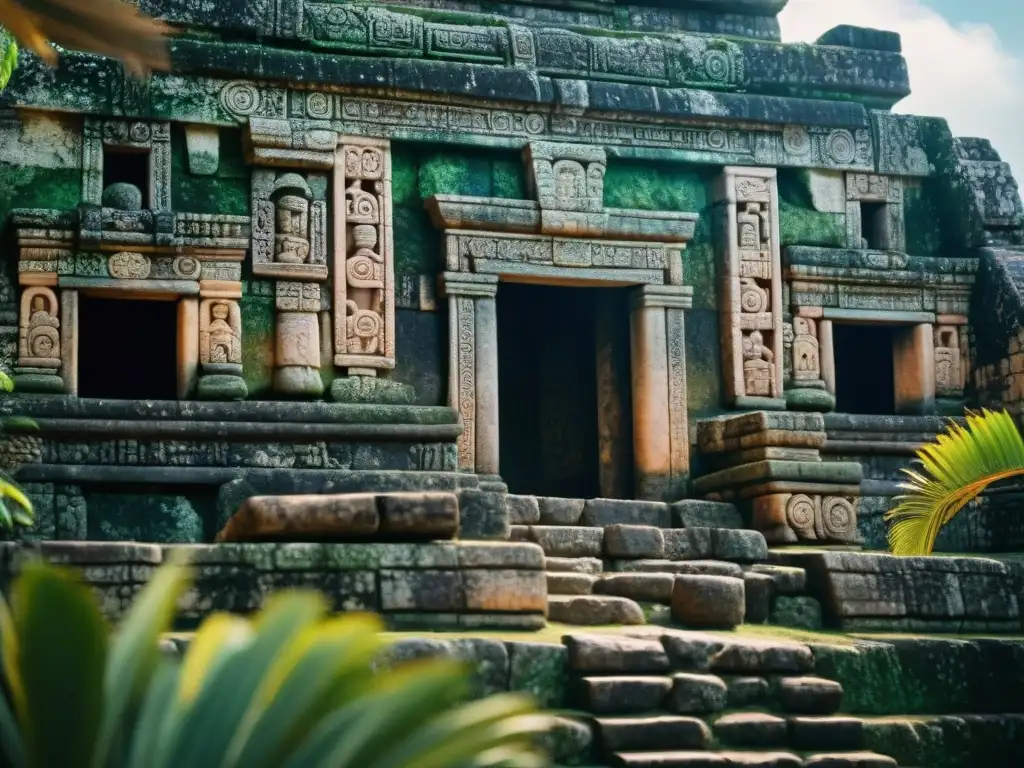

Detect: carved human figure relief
792,317,820,381
200,300,242,366
334,139,394,371
19,287,60,366
934,325,963,396
271,174,313,264
737,202,771,279
742,330,775,397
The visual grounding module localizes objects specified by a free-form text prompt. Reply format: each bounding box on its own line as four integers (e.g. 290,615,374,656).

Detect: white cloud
779,0,1024,177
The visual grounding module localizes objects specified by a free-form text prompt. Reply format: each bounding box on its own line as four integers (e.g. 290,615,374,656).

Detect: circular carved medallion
172,255,202,280
826,130,857,165
108,251,151,280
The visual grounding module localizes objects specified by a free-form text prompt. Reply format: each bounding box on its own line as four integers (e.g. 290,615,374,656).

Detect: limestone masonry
1,0,1023,765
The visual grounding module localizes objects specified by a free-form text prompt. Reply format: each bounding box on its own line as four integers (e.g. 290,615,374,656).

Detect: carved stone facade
433,142,695,500
717,168,784,408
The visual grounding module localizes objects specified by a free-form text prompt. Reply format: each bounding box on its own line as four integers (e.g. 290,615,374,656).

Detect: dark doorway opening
833,324,896,414
498,283,618,499
860,202,886,250
78,296,178,400
103,147,150,208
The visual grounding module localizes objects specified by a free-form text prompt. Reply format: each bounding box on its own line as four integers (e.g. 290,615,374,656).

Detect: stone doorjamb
441,269,693,501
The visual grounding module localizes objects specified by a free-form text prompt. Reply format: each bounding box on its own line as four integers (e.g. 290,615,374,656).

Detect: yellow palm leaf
0,0,169,73
885,409,1024,556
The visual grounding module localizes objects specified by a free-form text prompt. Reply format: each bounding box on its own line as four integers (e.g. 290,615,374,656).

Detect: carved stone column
177,298,199,399
715,167,785,409
630,285,693,501
442,272,499,475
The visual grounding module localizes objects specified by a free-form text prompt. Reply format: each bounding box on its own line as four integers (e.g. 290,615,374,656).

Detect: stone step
789,716,863,752
511,525,604,558
596,573,674,603
578,675,672,715
612,560,743,578
776,677,844,715
611,752,802,767
549,595,645,625
565,634,670,674
546,556,604,574
594,715,711,752
803,754,897,768
712,712,789,748
547,572,597,595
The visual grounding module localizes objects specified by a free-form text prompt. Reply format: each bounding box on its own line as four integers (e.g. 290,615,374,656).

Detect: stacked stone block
695,412,864,546
776,551,1024,633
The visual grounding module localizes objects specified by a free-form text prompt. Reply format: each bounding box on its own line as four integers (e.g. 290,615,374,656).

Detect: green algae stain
779,200,846,248
603,161,710,212
418,152,493,199
394,206,440,276
903,179,943,257
239,292,275,397
0,165,80,222
171,126,249,216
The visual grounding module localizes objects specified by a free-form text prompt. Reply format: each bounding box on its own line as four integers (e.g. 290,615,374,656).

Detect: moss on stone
391,147,419,207
491,158,525,199
603,161,710,212
903,179,944,256
0,165,80,222
779,200,846,248
170,126,249,215
685,216,716,310
393,206,440,275
418,152,493,199
239,293,275,397
88,492,203,543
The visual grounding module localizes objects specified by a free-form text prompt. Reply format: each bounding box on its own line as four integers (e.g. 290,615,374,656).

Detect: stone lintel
477,261,663,286
58,277,200,296
199,280,242,299
442,272,499,298
821,308,934,324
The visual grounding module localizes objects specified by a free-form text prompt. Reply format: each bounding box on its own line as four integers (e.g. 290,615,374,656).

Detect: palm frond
0,0,169,74
885,409,1024,555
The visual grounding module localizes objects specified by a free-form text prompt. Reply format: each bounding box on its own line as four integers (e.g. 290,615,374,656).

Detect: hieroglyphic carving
107,251,151,279
718,168,783,403
199,299,242,368
333,138,394,371
18,287,60,369
792,317,820,383
935,325,965,397
455,295,476,470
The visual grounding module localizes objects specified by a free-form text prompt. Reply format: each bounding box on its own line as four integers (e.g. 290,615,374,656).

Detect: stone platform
0,539,548,631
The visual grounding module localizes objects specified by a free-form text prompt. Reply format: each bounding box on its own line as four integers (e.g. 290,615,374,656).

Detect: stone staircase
562,631,914,768
507,495,822,629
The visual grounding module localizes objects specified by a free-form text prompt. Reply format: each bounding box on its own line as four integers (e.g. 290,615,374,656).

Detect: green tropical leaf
0,370,13,393
94,557,192,768
885,409,1024,555
2,417,38,433
11,564,108,768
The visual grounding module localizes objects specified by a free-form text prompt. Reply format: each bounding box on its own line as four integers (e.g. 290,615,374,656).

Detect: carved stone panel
18,287,61,369
934,325,965,397
753,493,860,545
199,299,242,368
333,137,394,371
716,168,783,404
251,170,329,281
791,317,821,382
845,172,906,252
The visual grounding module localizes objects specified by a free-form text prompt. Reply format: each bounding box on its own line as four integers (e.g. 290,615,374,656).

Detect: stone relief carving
251,170,328,280
719,168,783,404
845,172,906,252
935,325,965,397
108,251,151,280
754,493,860,545
209,80,882,174
791,317,820,383
18,287,60,368
200,300,242,368
333,138,394,372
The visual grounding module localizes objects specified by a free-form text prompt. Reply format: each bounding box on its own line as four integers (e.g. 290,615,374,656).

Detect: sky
778,0,1024,176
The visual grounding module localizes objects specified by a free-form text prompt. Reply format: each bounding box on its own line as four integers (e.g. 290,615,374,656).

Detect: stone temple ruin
0,0,1023,764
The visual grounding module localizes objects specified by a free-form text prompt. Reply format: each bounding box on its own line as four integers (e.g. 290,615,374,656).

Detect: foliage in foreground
0,559,552,768
886,408,1024,556
0,0,168,75
0,371,33,534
